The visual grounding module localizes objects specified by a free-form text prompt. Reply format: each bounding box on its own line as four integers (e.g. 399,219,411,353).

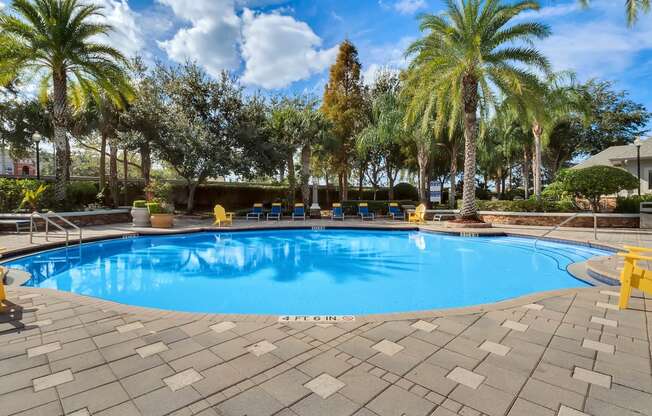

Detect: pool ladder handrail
30,211,82,247
534,211,597,250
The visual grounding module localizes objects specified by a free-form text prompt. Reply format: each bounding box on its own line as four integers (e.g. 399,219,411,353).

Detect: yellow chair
617,245,652,309
408,204,426,224
213,205,234,226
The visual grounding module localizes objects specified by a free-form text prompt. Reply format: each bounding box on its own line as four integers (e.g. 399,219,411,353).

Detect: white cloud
157,0,242,76
393,0,427,15
92,0,145,58
362,36,413,84
539,3,652,80
514,3,579,21
240,9,338,89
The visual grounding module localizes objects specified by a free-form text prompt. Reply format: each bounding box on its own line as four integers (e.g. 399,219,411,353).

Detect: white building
573,138,652,195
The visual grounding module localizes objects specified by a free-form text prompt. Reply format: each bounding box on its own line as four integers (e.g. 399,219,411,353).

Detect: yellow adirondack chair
617,245,652,309
408,204,426,224
213,205,234,226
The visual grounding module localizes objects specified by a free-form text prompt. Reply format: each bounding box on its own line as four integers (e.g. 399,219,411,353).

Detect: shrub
546,166,639,212
392,183,418,200
133,200,147,208
66,181,99,208
146,202,163,214
145,180,174,204
19,184,48,212
476,198,577,213
615,195,652,213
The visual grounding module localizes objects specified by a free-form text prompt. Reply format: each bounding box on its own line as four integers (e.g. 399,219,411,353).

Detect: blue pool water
4,230,610,315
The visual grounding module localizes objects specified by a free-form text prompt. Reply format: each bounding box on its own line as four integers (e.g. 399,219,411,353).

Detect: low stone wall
478,211,639,228
0,209,131,231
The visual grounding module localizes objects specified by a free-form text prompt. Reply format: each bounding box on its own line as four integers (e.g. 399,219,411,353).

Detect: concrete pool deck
0,219,651,415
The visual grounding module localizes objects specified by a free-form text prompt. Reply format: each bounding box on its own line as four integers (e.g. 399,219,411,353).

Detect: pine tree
321,40,365,201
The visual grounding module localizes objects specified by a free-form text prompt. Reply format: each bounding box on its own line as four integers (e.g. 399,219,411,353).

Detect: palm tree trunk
523,148,530,199
340,166,348,201
287,152,296,204
460,76,479,220
123,149,129,206
532,122,543,199
417,142,429,205
140,142,151,187
99,133,107,190
109,139,118,208
387,163,395,200
52,72,69,202
450,144,458,209
300,144,311,206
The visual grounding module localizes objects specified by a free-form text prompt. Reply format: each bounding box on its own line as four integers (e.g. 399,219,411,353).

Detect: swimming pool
4,229,611,315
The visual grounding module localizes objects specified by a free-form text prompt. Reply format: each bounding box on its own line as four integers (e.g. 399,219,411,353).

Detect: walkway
1,219,651,415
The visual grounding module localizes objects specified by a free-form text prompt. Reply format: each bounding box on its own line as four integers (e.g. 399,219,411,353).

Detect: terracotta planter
150,214,174,228
131,207,150,227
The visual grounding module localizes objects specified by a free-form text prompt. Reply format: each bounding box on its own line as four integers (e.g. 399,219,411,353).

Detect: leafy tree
575,79,650,154
0,0,131,202
322,40,365,201
405,0,550,219
356,70,407,200
0,98,51,159
545,166,639,212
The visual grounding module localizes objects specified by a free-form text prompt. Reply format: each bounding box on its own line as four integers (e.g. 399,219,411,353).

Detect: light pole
635,137,642,196
32,132,42,180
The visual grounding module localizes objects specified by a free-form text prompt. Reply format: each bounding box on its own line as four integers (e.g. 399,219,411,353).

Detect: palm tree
579,0,650,27
0,0,130,202
506,72,588,199
405,0,551,220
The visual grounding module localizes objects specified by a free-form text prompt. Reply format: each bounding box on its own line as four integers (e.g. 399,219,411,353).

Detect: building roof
573,137,652,169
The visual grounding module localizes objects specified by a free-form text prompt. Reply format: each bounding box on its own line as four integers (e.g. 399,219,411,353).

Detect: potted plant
131,200,151,227
147,202,174,228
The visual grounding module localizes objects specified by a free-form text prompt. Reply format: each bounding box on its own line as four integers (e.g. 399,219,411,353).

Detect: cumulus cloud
393,0,427,15
92,0,145,58
157,0,242,76
240,9,338,89
538,2,652,80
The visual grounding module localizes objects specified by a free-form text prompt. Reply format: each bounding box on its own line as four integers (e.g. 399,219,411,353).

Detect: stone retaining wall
478,212,639,228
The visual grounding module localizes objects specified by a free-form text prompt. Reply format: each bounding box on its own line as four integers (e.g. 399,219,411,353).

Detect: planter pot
131,207,151,227
150,214,174,228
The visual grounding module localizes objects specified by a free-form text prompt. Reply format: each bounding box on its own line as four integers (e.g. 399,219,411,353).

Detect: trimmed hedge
615,195,652,213
476,199,577,213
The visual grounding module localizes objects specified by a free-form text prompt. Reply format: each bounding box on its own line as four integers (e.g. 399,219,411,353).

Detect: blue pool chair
267,203,282,221
247,203,263,221
332,203,344,221
292,203,306,221
358,203,374,221
388,202,405,220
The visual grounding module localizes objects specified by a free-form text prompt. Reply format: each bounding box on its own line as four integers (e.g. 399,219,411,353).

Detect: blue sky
3,0,650,118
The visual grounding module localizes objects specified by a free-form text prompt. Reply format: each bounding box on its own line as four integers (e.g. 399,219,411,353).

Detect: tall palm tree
405,0,551,220
579,0,650,27
506,71,588,199
0,0,130,202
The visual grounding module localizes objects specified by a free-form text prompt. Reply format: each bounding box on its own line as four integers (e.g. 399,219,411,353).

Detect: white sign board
429,181,442,203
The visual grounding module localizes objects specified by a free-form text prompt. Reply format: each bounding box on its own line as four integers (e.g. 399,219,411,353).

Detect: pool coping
1,224,622,323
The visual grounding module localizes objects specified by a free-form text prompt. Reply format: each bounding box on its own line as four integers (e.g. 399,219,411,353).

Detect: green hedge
476,199,577,213
0,178,102,212
615,195,652,213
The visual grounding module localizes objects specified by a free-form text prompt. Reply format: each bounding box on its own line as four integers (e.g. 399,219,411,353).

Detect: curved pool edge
0,223,620,262
5,284,605,323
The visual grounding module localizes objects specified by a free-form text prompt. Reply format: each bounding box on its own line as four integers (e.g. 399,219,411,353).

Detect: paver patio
1,219,651,415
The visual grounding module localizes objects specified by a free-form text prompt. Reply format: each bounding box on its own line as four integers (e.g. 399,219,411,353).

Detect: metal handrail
534,211,590,250
29,211,82,247
46,211,82,243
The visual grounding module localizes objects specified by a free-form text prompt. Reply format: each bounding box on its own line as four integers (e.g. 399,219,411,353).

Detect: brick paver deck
1,219,651,415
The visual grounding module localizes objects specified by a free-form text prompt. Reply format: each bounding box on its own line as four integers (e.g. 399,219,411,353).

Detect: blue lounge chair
247,203,263,221
388,202,405,220
332,203,344,221
358,203,374,221
267,203,282,221
292,203,306,221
